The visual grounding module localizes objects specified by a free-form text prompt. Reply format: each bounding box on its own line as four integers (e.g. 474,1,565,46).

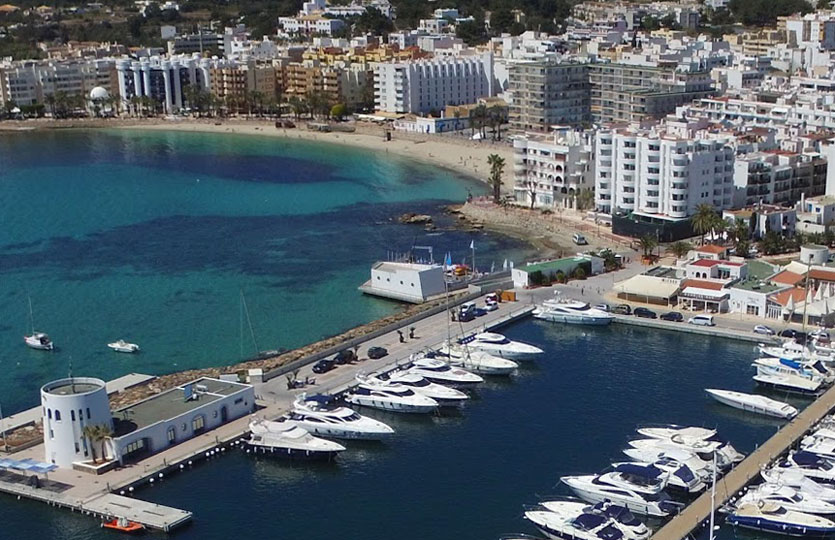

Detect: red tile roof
772,287,807,307
682,279,725,291
771,270,804,286
696,245,727,254
691,259,721,267
809,269,835,282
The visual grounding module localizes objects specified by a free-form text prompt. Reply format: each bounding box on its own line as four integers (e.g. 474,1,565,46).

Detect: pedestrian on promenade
397,330,405,343
409,327,416,339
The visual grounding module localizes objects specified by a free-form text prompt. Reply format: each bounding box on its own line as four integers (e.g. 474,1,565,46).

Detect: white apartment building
0,58,115,107
678,95,835,131
116,55,231,113
374,52,494,114
595,125,735,220
277,15,346,37
733,151,827,207
513,130,595,209
785,12,835,51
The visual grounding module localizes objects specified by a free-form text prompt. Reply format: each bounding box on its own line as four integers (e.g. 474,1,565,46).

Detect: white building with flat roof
359,262,446,303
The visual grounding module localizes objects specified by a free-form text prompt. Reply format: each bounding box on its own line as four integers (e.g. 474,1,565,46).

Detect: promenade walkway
651,383,835,540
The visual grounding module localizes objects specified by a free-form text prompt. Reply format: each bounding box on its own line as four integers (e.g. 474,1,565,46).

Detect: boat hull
754,375,822,396
706,389,797,419
243,441,340,461
296,424,393,441
727,514,835,537
562,482,669,518
344,396,436,414
534,312,612,325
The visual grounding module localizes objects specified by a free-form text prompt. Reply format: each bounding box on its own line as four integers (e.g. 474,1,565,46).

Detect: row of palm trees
81,423,113,464
459,103,507,141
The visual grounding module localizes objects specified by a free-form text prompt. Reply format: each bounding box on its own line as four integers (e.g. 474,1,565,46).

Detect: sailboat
240,290,278,360
24,296,53,351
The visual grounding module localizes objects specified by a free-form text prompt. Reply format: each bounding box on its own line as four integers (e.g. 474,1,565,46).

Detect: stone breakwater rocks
398,213,433,225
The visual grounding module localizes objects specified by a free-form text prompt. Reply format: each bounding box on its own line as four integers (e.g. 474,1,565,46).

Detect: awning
614,274,681,299
680,287,729,301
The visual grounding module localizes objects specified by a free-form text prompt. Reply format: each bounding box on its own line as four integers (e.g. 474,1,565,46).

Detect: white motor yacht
801,431,835,461
344,374,438,413
284,394,394,440
245,418,345,460
613,460,705,494
737,484,835,515
635,425,745,465
458,332,543,360
404,355,484,386
726,502,835,536
705,388,798,419
382,372,468,406
768,451,835,485
24,332,53,351
754,367,824,395
622,446,713,482
533,298,613,325
561,470,680,517
627,438,738,470
759,343,807,361
525,509,644,540
107,339,140,353
433,343,518,375
761,469,835,503
753,357,832,382
537,501,649,540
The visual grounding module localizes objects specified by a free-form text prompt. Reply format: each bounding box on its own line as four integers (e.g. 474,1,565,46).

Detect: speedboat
753,357,832,383
344,374,438,413
737,484,835,515
107,339,140,353
705,388,798,419
381,372,468,406
768,451,835,485
533,298,613,325
623,446,713,482
245,418,345,460
404,355,484,386
458,332,543,360
754,368,824,395
759,342,807,361
433,343,518,375
561,470,680,517
284,394,394,440
613,460,705,494
801,431,835,461
24,332,53,351
101,517,144,533
761,469,835,503
537,500,649,540
627,438,739,470
726,502,835,536
635,425,745,465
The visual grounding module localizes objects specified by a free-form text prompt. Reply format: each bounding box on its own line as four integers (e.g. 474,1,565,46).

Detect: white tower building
41,377,112,468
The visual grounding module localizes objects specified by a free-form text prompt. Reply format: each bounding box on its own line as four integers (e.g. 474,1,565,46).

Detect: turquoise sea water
0,129,534,413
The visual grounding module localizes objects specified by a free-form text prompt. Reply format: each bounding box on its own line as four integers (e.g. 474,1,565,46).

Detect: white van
572,233,588,245
688,314,715,327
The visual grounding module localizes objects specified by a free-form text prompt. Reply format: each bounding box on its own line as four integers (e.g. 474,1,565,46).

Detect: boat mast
240,290,259,356
27,295,34,334
708,452,716,540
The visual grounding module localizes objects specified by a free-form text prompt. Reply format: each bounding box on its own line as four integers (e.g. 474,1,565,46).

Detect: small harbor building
359,261,446,303
511,255,603,288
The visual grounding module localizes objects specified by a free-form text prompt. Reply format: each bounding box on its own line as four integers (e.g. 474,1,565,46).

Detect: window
192,415,205,432
47,409,52,420
167,426,176,444
213,410,218,419
86,408,90,420
71,410,75,422
55,410,61,421
74,442,79,453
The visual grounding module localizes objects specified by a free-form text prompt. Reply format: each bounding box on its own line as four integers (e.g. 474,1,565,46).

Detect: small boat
458,332,543,360
404,355,484,386
753,357,832,383
725,502,835,536
107,340,140,354
754,369,824,395
705,388,798,419
101,517,145,533
24,332,53,351
245,418,345,460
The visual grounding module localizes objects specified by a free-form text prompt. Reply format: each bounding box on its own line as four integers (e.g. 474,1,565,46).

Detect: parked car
572,233,588,245
367,346,388,359
484,293,499,311
753,324,775,336
660,312,683,322
688,314,715,326
312,358,336,374
633,307,657,319
612,304,632,315
459,302,477,322
593,303,610,312
334,349,356,365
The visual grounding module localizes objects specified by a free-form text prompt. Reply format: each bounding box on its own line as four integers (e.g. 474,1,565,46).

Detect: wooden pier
651,383,835,540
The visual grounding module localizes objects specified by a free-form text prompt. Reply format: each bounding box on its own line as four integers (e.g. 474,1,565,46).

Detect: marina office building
41,376,254,468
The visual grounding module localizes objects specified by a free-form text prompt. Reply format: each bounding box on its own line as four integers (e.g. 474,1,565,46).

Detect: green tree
81,424,99,463
759,231,785,255
639,234,658,259
642,15,660,30
573,266,586,280
487,153,505,204
691,204,718,246
599,248,620,271
576,188,594,211
330,103,347,120
667,241,692,259
490,8,515,35
456,19,487,45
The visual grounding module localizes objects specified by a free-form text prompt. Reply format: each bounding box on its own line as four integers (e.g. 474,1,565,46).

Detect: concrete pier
651,383,835,540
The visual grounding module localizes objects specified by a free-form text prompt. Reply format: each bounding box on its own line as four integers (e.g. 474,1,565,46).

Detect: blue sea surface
0,322,792,539
0,129,533,413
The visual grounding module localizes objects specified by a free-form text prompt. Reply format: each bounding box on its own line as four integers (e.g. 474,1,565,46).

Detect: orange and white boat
101,517,144,533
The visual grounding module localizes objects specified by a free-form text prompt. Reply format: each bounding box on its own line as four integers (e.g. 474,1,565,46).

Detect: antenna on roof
68,356,74,393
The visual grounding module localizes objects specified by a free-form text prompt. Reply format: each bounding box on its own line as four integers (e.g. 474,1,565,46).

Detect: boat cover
614,463,663,478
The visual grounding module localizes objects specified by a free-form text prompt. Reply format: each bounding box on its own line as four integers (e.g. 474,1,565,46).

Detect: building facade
513,130,594,208
0,58,116,107
732,151,827,207
507,61,590,132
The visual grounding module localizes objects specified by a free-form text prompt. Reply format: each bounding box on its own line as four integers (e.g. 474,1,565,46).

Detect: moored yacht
753,357,832,383
613,460,705,494
433,343,518,375
737,484,835,515
533,298,613,325
635,425,745,465
768,451,835,486
283,394,394,440
627,438,739,470
761,469,835,503
705,388,798,419
525,509,644,540
754,368,824,395
561,470,680,517
245,418,345,460
622,446,713,482
344,374,438,413
24,332,53,351
107,339,140,353
382,372,468,406
458,332,543,360
726,502,835,536
404,355,484,386
536,501,649,540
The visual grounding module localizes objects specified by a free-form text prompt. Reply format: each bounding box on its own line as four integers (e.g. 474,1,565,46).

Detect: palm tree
489,104,505,141
487,153,505,204
711,216,727,243
44,93,56,117
599,248,619,271
81,424,99,463
691,204,717,246
474,104,488,139
639,234,658,259
667,240,692,259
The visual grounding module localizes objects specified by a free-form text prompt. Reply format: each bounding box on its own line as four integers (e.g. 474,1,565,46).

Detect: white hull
108,342,139,353
561,479,669,517
344,395,437,414
291,421,391,440
534,310,612,325
706,388,798,419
